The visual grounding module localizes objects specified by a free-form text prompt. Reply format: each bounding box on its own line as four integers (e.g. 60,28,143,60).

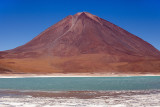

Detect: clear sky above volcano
0,0,160,51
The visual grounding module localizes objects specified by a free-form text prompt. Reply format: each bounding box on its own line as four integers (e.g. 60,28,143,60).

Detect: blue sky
0,0,160,51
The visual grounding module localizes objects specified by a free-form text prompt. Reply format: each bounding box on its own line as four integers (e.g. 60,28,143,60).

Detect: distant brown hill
0,12,160,75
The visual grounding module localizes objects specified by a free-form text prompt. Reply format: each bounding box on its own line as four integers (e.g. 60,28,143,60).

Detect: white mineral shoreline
0,90,160,107
0,73,160,78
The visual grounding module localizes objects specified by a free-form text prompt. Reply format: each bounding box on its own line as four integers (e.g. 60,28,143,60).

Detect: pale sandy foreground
0,90,160,107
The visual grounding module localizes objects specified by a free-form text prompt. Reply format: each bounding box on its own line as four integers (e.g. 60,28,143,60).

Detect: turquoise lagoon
0,76,160,91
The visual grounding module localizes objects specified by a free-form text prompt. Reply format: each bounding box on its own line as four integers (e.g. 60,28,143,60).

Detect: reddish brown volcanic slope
0,12,160,75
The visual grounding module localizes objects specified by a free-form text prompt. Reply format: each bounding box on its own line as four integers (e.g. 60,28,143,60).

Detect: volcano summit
0,12,160,75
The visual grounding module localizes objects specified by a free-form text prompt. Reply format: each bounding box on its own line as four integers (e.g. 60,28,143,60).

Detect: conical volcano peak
1,12,160,58
75,12,95,16
74,12,100,23
0,12,160,74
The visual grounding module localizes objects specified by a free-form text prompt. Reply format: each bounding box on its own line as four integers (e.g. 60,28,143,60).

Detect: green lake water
0,76,160,91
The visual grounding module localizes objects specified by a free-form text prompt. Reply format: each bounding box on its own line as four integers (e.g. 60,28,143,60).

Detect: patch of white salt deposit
0,91,160,107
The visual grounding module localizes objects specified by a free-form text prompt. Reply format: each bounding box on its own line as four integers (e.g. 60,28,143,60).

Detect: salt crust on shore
0,73,159,78
0,91,160,107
